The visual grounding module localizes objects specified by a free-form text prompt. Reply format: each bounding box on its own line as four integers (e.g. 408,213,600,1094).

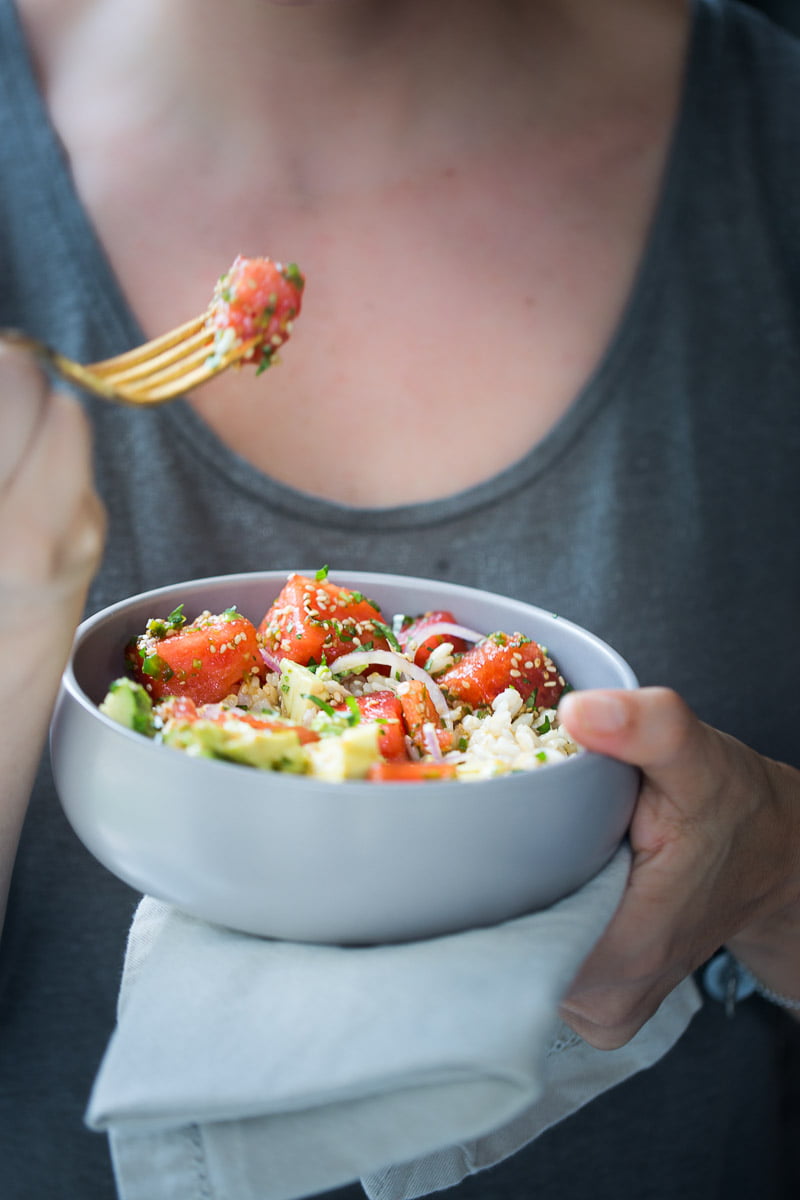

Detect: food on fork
205,255,305,373
0,254,305,404
99,570,579,783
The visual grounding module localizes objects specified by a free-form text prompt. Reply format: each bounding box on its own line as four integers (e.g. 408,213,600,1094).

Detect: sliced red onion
401,622,485,647
330,650,451,721
259,646,283,673
422,722,444,761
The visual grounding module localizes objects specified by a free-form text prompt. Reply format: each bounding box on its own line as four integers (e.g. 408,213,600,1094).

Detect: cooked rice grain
451,688,579,779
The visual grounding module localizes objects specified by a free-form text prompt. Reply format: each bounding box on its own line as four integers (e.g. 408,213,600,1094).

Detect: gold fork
0,317,262,406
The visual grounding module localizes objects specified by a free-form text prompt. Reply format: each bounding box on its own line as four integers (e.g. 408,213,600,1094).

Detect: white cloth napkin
86,845,701,1200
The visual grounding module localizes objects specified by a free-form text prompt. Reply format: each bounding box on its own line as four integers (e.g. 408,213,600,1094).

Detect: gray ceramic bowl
50,570,639,944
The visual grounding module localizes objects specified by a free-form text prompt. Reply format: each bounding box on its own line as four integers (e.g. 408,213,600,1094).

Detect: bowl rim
59,568,640,792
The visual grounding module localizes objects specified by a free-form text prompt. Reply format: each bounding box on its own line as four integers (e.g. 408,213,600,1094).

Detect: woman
1,0,798,1196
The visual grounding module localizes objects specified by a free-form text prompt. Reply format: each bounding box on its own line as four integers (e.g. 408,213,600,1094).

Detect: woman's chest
90,134,667,506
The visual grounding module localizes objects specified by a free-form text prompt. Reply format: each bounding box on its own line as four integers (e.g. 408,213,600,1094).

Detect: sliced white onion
422,721,444,761
400,621,485,647
330,650,451,721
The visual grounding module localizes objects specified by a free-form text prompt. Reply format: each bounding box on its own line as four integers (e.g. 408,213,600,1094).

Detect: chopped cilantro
282,262,305,289
141,653,173,681
315,565,330,581
371,621,402,652
145,604,186,640
344,696,361,726
221,606,244,621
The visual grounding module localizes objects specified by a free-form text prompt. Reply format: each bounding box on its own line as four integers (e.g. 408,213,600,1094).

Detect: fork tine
119,335,264,404
1,316,266,407
97,327,213,387
87,315,208,375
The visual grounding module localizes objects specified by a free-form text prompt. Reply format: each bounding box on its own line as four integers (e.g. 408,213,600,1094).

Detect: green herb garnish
141,653,173,681
372,621,402,652
282,263,305,289
145,604,186,639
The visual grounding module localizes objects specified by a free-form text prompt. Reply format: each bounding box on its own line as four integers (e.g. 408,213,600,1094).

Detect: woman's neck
14,0,692,506
18,0,595,204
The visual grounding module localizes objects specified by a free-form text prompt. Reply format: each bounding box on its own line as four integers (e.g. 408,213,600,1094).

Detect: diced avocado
99,678,156,737
304,723,381,781
279,658,331,724
162,718,307,772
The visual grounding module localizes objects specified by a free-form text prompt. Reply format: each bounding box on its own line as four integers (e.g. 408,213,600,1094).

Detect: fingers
558,686,733,813
559,686,700,770
555,687,793,1048
0,346,106,621
0,343,48,481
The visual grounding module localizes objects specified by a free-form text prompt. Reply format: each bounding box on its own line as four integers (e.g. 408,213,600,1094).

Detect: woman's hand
1,344,106,617
0,344,106,930
557,687,800,1048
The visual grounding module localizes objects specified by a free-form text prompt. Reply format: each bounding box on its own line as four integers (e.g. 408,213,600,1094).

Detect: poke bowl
50,569,639,943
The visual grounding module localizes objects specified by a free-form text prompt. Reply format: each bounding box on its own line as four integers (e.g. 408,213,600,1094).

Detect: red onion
422,722,444,761
330,650,451,721
401,622,485,647
259,646,283,673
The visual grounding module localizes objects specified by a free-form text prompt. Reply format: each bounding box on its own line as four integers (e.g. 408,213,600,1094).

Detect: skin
558,689,800,1043
2,0,799,1039
19,0,688,505
0,347,105,933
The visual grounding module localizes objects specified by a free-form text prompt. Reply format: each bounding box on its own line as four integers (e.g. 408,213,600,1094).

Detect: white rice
219,670,580,781
448,687,580,779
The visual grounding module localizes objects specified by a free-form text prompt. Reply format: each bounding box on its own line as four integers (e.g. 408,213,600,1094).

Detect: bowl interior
71,568,638,710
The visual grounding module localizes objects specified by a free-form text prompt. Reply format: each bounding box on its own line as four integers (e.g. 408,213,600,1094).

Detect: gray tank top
1,1,798,1197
